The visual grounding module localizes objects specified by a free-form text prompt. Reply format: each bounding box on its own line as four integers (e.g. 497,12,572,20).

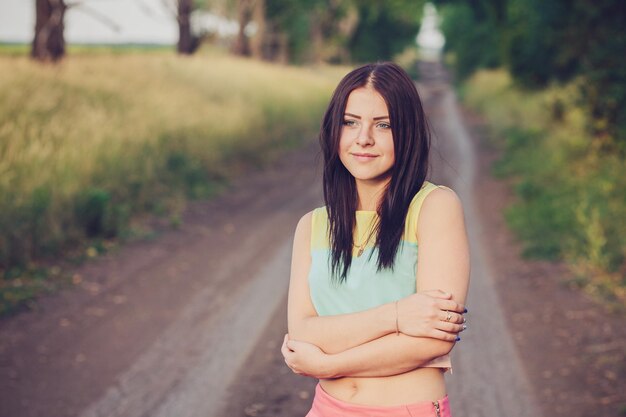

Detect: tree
436,0,626,146
32,0,67,62
566,0,626,142
232,0,255,56
226,0,425,63
308,0,355,63
31,0,121,62
249,0,267,60
177,0,200,54
348,0,423,63
437,1,501,80
263,0,357,64
160,0,204,54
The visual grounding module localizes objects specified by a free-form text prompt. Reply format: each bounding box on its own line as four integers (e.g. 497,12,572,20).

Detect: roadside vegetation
0,46,347,314
461,70,626,307
435,0,625,307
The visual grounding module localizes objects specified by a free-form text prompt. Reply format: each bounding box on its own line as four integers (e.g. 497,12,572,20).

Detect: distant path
0,61,542,417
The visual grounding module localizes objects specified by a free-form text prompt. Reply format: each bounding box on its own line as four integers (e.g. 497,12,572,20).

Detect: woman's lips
351,153,377,161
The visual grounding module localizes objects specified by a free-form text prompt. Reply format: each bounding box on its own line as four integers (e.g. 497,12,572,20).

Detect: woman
281,62,470,417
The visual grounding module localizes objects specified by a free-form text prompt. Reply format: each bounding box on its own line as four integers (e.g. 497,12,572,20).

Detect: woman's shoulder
408,181,453,212
405,181,462,243
415,183,465,241
296,209,314,233
297,206,327,226
296,207,329,250
417,182,461,211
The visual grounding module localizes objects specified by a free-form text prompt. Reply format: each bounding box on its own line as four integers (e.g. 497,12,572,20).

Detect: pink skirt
306,383,452,417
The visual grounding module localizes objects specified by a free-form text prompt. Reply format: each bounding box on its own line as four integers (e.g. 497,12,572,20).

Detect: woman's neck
355,179,389,211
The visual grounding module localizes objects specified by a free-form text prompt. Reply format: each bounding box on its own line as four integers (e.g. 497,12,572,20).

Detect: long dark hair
319,62,431,282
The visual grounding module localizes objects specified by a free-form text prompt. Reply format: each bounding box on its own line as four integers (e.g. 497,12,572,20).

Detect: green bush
439,3,501,81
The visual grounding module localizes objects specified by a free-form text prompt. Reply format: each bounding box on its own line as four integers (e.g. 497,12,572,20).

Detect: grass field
461,70,626,308
0,42,173,55
0,45,348,313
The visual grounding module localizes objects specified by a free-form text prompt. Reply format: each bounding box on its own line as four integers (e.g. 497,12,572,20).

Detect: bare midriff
319,367,446,406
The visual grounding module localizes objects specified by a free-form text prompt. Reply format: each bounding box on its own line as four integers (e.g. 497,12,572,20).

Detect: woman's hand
397,290,466,341
281,334,337,379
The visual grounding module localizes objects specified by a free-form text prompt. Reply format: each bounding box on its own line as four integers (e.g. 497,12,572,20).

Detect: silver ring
445,311,452,322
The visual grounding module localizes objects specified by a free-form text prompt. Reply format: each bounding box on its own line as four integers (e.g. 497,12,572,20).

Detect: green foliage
265,0,313,62
464,69,626,305
439,3,500,80
492,128,582,260
0,268,56,316
283,12,313,63
505,0,576,87
75,188,112,237
349,0,422,63
571,0,626,142
263,0,425,63
437,0,626,144
0,43,30,55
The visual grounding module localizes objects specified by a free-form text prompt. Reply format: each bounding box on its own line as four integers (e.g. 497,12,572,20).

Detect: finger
436,321,467,334
437,299,466,314
439,310,465,324
284,334,297,351
284,358,298,374
429,328,459,342
281,336,296,357
285,358,303,375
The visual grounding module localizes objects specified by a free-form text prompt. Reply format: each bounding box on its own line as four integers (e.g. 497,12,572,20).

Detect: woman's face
339,86,395,186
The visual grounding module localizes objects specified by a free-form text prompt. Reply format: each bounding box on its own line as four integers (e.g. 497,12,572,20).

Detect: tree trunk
309,11,324,64
31,0,66,62
233,0,253,56
177,0,195,54
250,0,265,59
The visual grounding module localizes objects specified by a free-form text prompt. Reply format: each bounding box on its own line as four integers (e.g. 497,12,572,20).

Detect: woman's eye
342,119,357,126
378,122,391,129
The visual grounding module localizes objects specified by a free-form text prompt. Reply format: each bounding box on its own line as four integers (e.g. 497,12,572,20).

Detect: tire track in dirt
79,240,293,417
73,155,323,417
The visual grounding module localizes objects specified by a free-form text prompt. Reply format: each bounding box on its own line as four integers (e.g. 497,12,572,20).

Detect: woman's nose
355,126,374,146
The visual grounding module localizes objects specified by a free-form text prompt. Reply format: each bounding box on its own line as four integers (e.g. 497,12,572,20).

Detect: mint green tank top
308,181,449,316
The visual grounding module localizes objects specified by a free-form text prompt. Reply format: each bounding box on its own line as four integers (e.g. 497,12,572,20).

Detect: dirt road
219,62,543,417
0,133,325,417
2,62,623,417
0,62,538,417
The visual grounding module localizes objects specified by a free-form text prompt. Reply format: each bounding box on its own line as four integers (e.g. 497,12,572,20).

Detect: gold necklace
354,218,377,257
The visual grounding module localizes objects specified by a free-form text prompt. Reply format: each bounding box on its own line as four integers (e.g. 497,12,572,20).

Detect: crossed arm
282,187,470,379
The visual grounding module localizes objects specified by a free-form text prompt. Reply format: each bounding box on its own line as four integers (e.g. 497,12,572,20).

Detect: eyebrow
344,112,390,121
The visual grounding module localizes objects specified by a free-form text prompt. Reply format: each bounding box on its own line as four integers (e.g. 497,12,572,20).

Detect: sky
0,1,443,50
0,0,179,44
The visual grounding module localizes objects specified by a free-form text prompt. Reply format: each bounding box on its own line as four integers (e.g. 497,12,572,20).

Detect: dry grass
0,49,347,280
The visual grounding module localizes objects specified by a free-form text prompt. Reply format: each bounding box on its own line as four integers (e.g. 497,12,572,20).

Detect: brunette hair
319,62,431,282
